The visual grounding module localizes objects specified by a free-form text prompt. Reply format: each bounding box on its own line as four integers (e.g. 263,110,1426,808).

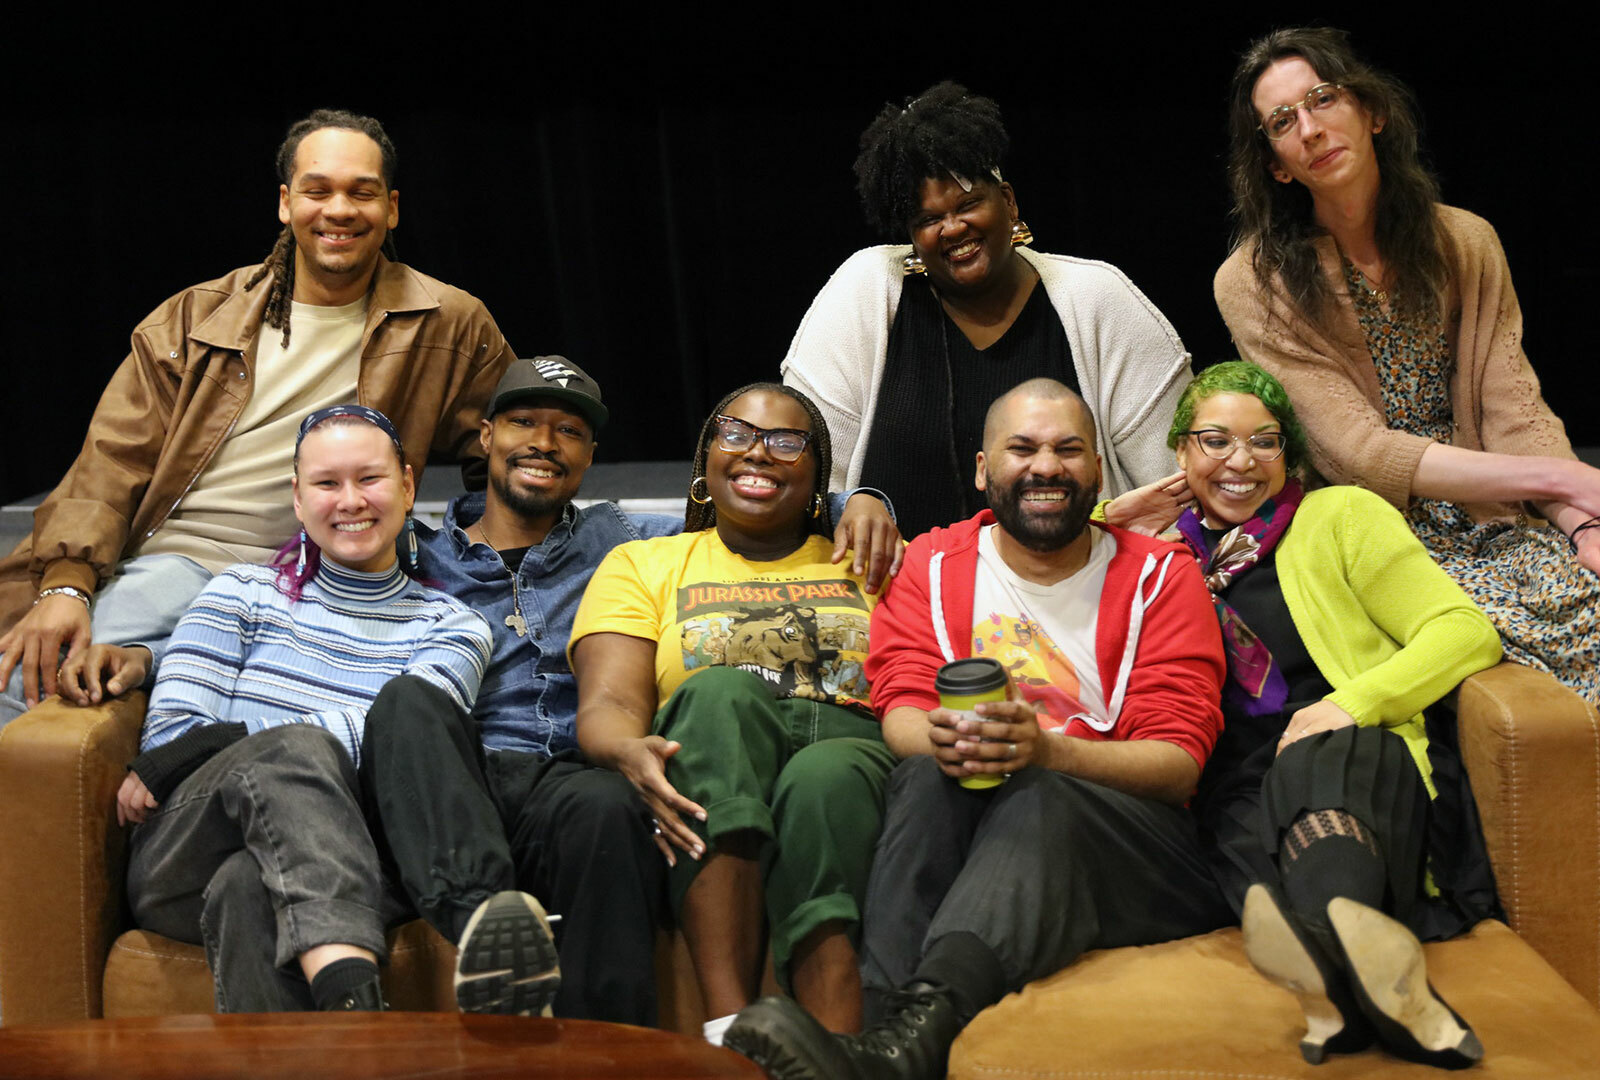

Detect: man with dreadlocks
0,109,513,724
783,81,1193,540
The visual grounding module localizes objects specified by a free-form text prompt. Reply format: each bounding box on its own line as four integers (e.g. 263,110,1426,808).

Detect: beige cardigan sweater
1214,205,1574,523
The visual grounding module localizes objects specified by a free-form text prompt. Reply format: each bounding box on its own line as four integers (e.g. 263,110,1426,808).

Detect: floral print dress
1348,261,1600,703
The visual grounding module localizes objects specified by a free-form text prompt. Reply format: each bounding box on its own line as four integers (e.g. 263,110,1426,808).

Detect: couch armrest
0,693,146,1022
1455,661,1599,1008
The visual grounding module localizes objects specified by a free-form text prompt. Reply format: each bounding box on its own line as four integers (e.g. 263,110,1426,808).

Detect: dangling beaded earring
406,517,419,571
902,253,927,276
1010,220,1034,247
295,529,307,574
689,476,712,505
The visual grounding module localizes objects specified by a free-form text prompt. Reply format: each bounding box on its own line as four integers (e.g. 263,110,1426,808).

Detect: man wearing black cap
361,355,671,1024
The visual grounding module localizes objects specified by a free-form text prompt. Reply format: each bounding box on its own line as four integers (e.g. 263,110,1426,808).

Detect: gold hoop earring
688,476,711,505
902,253,927,276
1010,220,1034,247
811,492,825,518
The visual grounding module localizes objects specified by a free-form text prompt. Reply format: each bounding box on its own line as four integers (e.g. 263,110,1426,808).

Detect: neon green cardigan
1274,486,1503,796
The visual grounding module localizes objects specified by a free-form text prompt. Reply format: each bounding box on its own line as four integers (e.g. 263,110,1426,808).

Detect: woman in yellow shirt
571,383,896,1044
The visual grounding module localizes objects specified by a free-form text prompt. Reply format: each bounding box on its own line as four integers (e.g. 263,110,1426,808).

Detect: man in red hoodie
726,378,1230,1080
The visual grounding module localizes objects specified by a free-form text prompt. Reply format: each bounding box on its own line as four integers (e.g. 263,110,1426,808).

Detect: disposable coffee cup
935,658,1009,790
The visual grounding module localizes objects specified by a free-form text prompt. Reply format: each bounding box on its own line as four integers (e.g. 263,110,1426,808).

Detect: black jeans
361,675,664,1024
860,756,1232,1004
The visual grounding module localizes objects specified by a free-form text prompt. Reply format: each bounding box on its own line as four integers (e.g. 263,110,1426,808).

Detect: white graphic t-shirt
970,525,1115,731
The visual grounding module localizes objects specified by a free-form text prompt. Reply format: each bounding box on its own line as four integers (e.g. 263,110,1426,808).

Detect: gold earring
1010,220,1034,247
811,492,824,518
688,476,711,505
902,253,927,276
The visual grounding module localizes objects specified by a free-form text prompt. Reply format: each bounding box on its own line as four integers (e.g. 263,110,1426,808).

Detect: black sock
309,956,381,1010
912,931,1009,1024
1279,809,1387,935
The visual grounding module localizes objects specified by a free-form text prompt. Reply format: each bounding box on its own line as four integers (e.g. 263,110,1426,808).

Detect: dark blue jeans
126,725,399,1012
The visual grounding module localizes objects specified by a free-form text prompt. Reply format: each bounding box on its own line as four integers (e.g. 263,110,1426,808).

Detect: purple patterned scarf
1176,480,1304,717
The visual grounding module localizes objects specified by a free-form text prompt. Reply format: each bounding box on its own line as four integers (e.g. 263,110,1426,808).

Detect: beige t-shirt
137,298,367,572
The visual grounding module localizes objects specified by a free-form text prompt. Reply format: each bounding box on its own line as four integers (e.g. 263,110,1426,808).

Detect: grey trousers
860,757,1232,998
126,725,403,1012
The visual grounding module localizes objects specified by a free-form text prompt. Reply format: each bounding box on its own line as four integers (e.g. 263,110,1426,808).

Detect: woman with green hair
1107,360,1502,1070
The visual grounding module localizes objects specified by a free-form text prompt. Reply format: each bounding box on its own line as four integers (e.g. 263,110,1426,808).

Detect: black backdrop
3,12,1593,504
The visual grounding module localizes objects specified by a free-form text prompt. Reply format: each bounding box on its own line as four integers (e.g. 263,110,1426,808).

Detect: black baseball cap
486,355,608,431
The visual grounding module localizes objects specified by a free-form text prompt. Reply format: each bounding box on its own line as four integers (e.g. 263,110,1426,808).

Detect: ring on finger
1006,742,1017,760
651,819,662,837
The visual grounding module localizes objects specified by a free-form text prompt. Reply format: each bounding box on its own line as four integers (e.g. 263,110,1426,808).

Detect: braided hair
684,382,834,540
244,108,400,347
853,81,1009,239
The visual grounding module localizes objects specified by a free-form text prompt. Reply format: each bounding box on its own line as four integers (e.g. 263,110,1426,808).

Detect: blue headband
296,405,405,459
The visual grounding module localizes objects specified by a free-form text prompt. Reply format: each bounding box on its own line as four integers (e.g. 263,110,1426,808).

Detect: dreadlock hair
245,108,401,348
853,81,1009,239
1226,27,1448,327
684,382,835,540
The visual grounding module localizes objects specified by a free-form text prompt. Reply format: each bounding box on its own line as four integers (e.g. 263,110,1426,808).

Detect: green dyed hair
1167,360,1310,474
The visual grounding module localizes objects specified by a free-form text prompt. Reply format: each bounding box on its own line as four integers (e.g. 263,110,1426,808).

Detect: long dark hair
1225,27,1448,325
684,382,834,539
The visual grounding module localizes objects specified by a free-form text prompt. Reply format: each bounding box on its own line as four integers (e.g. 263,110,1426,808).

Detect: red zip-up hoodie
865,511,1226,771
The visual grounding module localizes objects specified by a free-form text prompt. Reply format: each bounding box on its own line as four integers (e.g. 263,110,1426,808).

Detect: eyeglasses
712,415,812,463
1260,83,1345,141
1181,430,1288,462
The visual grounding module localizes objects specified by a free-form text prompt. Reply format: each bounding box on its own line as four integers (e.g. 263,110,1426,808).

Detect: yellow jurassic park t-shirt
571,530,876,713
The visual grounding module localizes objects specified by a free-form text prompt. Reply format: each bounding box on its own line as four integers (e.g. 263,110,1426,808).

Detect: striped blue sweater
140,560,493,769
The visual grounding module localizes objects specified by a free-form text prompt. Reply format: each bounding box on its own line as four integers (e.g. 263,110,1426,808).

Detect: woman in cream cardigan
783,81,1191,539
1108,361,1502,1070
1213,26,1600,703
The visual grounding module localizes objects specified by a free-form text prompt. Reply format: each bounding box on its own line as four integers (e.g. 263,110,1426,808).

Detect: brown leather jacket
0,257,514,632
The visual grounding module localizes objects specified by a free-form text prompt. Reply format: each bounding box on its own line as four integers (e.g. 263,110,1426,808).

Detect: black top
1194,529,1332,812
858,276,1077,539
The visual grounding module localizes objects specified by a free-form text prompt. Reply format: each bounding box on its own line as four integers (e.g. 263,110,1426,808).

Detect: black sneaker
725,981,961,1080
1242,882,1375,1063
453,890,561,1016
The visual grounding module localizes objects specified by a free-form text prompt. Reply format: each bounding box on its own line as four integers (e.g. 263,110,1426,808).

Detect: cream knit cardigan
781,245,1193,499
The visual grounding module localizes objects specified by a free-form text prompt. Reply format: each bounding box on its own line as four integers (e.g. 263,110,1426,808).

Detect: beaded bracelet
34,586,91,608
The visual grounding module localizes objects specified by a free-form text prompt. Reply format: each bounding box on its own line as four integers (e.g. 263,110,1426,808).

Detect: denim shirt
418,488,891,759
415,493,682,757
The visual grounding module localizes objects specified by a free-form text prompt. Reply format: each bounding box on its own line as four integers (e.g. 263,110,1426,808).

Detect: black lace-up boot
726,980,963,1080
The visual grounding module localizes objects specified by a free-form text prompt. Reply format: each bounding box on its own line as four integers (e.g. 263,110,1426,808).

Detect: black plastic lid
934,657,1007,695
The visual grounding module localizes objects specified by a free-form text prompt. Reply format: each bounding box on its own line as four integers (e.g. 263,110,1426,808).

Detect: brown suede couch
2,662,1598,1078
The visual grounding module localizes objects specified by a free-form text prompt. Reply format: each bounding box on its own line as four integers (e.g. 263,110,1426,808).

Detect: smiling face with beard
975,384,1102,554
984,467,1099,551
480,400,595,527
